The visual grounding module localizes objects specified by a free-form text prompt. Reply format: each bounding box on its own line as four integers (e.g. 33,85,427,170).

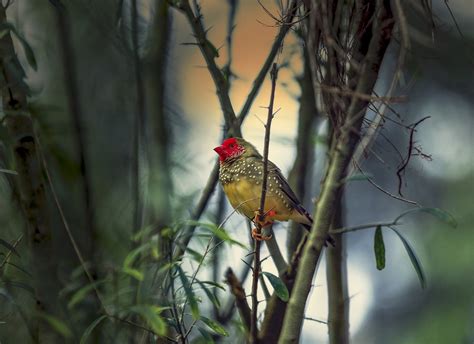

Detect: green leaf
199,280,226,291
374,226,385,270
186,247,204,262
123,243,149,268
394,207,457,228
0,23,37,70
262,272,289,302
68,281,103,309
36,313,72,338
122,267,144,281
4,280,34,295
0,168,18,175
177,266,200,320
196,326,215,343
4,261,30,276
389,227,426,289
197,280,220,308
131,224,155,242
129,305,167,335
187,221,246,248
200,316,228,336
80,315,108,344
0,238,20,256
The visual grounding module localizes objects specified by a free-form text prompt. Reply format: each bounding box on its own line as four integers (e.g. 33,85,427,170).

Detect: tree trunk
0,7,61,342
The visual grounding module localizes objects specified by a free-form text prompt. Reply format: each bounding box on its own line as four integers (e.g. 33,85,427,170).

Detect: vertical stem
50,0,98,276
287,49,319,257
250,63,279,343
250,240,262,343
131,0,145,237
326,196,349,344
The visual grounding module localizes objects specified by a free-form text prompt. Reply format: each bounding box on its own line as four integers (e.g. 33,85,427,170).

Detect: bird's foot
252,227,273,241
252,210,276,241
253,210,276,228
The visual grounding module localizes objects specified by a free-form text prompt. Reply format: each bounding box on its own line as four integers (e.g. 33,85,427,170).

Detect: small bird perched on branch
214,137,320,242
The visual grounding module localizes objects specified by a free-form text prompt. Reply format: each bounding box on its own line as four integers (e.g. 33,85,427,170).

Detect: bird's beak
214,145,226,160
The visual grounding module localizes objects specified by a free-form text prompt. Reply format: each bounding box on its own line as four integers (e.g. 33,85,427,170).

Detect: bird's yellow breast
223,179,293,221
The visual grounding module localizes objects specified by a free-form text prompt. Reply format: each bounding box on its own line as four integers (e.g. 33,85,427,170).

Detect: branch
287,47,319,257
330,221,400,235
326,201,349,344
396,116,430,196
0,7,61,340
250,63,279,344
278,2,395,342
265,228,288,274
258,233,307,343
179,0,240,136
237,0,301,125
224,268,251,330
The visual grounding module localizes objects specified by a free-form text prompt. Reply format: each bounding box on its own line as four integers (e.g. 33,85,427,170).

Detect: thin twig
237,0,300,125
396,116,430,196
36,136,107,312
330,221,401,235
0,235,23,271
353,160,420,206
250,63,279,344
180,0,240,136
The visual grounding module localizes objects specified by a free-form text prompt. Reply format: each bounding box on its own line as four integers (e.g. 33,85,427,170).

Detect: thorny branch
250,63,279,344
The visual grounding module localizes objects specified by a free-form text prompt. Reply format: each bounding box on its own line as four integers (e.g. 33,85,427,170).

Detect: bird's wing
267,161,313,224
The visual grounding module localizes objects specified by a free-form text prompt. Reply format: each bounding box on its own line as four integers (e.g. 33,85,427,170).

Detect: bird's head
213,137,259,162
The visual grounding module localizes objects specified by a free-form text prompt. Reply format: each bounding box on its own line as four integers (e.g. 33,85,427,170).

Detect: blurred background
0,0,473,343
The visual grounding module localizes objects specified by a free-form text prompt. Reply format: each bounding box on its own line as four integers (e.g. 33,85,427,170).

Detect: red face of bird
213,138,245,162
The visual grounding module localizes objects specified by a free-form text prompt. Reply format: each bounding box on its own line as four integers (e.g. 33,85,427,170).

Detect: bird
214,137,318,241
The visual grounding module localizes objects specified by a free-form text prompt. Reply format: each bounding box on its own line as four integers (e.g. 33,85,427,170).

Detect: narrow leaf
68,281,103,309
177,266,200,320
389,227,426,289
0,238,20,257
394,207,457,228
186,247,204,262
374,226,386,270
122,267,144,281
37,313,72,338
200,316,228,336
80,315,108,344
0,168,18,175
187,221,246,248
123,243,149,268
197,326,216,343
129,305,166,335
5,281,34,295
197,280,220,308
199,280,226,291
262,272,289,302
